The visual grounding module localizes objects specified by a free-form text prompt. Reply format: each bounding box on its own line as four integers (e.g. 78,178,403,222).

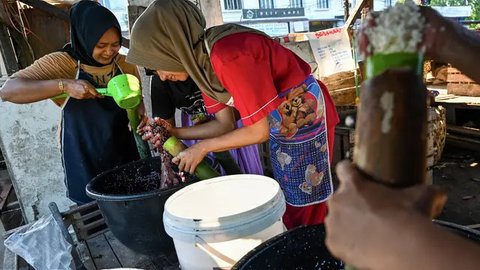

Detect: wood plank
321,70,356,83
0,23,19,75
72,209,103,221
321,71,357,91
77,219,106,231
447,73,475,83
446,134,480,152
8,24,34,68
64,201,98,216
86,233,122,269
150,252,180,270
447,67,462,74
0,180,12,210
76,241,96,270
447,125,480,139
104,231,158,270
330,87,357,106
447,83,480,96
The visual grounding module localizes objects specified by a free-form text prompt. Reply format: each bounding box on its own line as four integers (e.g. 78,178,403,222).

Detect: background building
221,0,400,36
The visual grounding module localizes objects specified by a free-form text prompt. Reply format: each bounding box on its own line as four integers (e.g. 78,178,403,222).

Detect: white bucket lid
163,174,285,242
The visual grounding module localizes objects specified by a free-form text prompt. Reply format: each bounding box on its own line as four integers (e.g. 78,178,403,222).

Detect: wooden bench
3,201,179,270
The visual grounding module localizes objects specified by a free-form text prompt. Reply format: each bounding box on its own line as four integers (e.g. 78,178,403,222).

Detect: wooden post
0,22,19,75
344,0,349,22
198,0,223,27
344,0,373,29
127,5,147,31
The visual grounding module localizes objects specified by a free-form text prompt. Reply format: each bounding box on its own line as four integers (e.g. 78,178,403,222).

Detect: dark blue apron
269,75,333,206
61,63,139,204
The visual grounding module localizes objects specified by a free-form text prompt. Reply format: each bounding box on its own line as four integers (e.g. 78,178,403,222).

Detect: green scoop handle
53,87,108,99
51,74,142,109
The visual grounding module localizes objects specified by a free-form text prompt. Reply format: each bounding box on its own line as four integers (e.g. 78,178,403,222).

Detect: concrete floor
434,145,480,226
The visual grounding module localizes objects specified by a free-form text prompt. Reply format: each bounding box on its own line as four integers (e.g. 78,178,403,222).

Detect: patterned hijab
62,0,122,67
126,0,267,103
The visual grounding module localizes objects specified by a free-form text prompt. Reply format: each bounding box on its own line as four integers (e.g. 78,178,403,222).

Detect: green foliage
430,0,480,29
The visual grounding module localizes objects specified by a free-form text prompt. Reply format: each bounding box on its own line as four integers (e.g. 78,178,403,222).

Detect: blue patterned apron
269,75,332,206
60,63,139,204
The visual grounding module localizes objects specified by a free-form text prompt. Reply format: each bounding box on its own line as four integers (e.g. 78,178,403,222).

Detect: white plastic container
163,174,286,270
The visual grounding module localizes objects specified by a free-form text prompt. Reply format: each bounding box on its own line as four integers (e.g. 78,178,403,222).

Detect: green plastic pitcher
53,74,142,109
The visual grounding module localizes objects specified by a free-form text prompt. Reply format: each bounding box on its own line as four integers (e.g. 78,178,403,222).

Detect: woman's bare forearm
0,78,63,103
443,26,480,83
172,119,234,139
172,107,236,140
194,117,269,153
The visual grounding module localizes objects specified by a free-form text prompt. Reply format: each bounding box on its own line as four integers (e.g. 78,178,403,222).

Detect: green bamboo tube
365,52,423,79
127,108,151,159
163,136,220,180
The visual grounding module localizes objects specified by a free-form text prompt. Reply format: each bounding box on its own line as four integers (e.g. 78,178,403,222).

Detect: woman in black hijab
0,0,141,204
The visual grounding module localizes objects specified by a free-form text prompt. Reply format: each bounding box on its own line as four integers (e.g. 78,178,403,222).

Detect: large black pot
86,156,196,256
232,220,480,270
233,224,343,270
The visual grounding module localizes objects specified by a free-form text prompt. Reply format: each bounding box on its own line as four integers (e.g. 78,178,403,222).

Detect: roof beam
18,0,69,21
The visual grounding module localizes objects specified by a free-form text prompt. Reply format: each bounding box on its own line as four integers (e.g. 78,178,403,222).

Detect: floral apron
269,75,333,206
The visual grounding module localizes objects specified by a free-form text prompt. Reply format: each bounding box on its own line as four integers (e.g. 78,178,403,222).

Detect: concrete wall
0,100,74,223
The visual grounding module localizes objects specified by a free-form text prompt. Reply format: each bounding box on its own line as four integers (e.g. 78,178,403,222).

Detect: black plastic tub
86,156,196,256
233,220,480,270
233,224,343,270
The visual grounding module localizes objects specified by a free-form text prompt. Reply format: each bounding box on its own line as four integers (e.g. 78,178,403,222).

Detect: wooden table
4,230,180,270
79,230,180,270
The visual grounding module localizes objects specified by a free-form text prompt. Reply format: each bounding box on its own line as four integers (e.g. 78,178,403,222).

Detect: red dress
203,32,339,229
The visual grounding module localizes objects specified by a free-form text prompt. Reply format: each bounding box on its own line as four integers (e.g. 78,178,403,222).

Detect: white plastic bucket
163,174,286,270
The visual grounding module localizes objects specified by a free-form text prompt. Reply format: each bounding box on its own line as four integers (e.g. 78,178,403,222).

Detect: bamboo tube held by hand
355,55,447,217
354,68,427,187
163,136,220,180
347,62,447,270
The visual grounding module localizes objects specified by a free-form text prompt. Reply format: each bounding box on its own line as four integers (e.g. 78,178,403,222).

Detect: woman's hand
357,6,459,61
172,142,208,175
420,7,459,61
138,117,173,148
357,12,377,57
64,79,103,99
325,160,447,270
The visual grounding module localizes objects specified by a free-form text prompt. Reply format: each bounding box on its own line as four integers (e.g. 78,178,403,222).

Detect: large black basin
233,224,343,270
233,220,480,270
86,156,196,256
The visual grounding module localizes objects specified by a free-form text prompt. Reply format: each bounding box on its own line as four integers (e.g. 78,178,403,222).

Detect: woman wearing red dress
126,0,339,229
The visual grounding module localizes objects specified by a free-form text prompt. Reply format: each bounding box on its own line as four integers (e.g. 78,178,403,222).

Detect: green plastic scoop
53,74,142,109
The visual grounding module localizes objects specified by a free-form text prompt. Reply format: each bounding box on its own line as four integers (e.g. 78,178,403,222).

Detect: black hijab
62,1,122,67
